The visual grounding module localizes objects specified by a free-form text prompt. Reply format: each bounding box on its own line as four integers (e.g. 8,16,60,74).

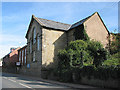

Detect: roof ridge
37,17,71,25
70,12,97,29
72,15,90,26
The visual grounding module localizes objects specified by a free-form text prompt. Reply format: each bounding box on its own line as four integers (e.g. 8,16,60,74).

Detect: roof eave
42,26,69,31
96,12,110,35
25,15,45,39
25,15,34,39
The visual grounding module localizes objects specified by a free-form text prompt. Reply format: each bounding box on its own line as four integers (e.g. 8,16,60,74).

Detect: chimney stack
10,48,16,53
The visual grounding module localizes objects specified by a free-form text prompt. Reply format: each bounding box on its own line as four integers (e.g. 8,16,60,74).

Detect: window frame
33,27,36,44
33,51,35,62
24,48,26,64
30,39,32,53
22,50,24,65
37,35,40,51
19,51,21,62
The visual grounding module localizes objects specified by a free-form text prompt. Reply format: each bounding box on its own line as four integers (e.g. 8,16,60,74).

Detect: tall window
24,48,26,64
30,39,32,53
19,51,21,62
33,51,35,62
33,27,36,44
37,35,40,50
22,50,24,65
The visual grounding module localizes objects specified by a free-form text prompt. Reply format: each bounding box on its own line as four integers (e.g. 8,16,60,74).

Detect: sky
0,1,118,58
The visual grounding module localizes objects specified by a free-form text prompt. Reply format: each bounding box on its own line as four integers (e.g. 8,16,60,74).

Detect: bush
103,52,120,66
110,33,120,54
80,65,120,80
87,40,108,67
80,65,95,79
57,40,109,82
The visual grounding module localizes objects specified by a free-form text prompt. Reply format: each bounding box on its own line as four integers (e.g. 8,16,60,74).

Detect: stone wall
84,13,109,48
42,28,67,69
19,63,41,77
67,29,75,43
27,19,42,64
79,76,119,89
25,19,42,77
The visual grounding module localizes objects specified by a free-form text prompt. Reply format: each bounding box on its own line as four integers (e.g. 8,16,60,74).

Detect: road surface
1,72,113,90
2,73,70,89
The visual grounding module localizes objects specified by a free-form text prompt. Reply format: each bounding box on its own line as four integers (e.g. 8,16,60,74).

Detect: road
1,73,113,90
2,73,70,89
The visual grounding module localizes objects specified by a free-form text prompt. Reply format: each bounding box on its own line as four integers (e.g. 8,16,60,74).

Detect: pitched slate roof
70,16,91,29
26,12,109,38
37,18,71,31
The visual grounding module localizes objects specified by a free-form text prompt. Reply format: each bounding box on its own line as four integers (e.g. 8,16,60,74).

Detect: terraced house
24,12,110,77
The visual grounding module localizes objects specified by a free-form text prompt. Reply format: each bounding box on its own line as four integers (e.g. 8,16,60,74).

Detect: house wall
84,13,109,48
67,28,75,43
9,47,20,64
27,19,42,64
2,47,20,73
42,28,67,69
3,55,9,66
22,19,42,77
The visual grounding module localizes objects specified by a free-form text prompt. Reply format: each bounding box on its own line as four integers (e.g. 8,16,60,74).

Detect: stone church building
23,12,110,76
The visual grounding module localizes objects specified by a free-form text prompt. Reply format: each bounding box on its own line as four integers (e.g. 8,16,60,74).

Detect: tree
110,33,120,54
67,40,92,68
87,40,108,67
58,40,108,69
58,40,93,69
74,25,89,41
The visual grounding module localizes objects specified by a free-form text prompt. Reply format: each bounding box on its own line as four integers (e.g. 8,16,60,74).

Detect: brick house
24,12,110,77
2,47,21,72
3,47,21,67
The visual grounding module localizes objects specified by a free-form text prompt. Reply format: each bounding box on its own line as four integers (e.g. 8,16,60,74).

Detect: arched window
22,50,24,65
24,48,26,64
19,51,21,62
33,51,35,62
33,27,36,44
30,39,32,53
37,35,40,51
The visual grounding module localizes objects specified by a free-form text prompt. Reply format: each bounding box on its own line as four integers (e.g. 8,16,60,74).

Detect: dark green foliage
103,52,120,66
74,25,89,41
110,33,120,54
56,32,119,82
57,49,70,69
57,40,93,82
67,40,93,67
57,40,108,82
57,49,73,82
80,66,95,79
58,69,73,82
80,65,120,80
87,40,108,67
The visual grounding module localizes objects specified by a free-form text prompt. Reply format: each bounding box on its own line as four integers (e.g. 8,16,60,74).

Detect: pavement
1,72,114,90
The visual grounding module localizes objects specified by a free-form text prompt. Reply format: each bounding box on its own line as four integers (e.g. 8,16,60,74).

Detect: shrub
87,40,108,67
74,25,90,41
103,52,120,66
67,40,93,68
80,65,120,80
57,40,109,82
110,33,120,54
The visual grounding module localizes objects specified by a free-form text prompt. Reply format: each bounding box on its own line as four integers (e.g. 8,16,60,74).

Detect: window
33,27,36,44
22,50,24,65
30,40,32,53
24,48,26,64
33,51,35,62
37,35,40,50
19,51,21,62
